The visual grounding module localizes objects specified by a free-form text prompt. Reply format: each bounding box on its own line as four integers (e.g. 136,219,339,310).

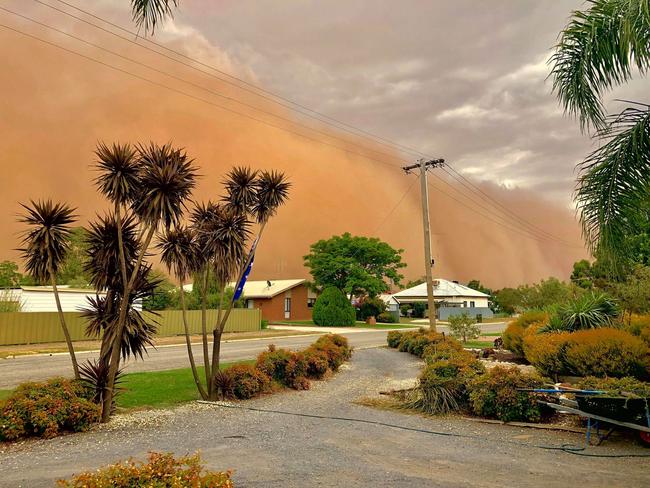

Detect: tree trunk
49,266,80,379
101,226,155,423
209,327,223,400
200,268,212,393
179,283,208,399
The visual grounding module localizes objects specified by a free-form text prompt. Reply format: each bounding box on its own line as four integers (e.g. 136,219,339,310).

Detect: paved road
0,329,390,389
1,348,646,487
0,324,507,389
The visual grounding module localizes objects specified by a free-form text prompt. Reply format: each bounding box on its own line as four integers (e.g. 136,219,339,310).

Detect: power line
372,176,418,234
0,9,584,248
33,0,581,245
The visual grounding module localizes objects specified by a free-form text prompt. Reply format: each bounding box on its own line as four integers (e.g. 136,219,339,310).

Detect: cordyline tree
18,200,80,379
92,141,197,421
159,167,290,400
130,0,179,34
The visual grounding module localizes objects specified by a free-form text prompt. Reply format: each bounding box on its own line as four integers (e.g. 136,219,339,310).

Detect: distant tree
312,286,356,326
466,279,491,295
57,227,91,287
612,266,650,320
0,261,22,288
448,312,481,343
358,296,386,321
142,269,178,310
571,259,594,289
304,233,405,298
404,277,425,289
492,287,521,314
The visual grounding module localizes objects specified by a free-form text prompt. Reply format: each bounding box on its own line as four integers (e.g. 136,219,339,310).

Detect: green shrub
387,330,402,348
303,349,330,379
312,286,356,326
522,331,572,379
224,364,272,399
312,334,352,369
58,452,233,487
556,292,619,331
563,328,649,379
577,376,650,397
377,311,397,323
448,312,481,343
358,296,386,319
255,345,309,390
627,314,650,346
261,319,269,329
467,366,543,422
502,311,548,357
0,378,100,441
422,338,466,363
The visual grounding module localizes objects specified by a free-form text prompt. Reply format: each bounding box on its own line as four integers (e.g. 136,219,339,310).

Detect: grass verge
116,361,255,410
0,389,12,402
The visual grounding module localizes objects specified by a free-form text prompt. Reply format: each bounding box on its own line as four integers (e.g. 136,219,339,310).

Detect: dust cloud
0,4,586,289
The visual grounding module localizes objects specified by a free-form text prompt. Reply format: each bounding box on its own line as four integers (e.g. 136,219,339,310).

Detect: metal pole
418,159,437,331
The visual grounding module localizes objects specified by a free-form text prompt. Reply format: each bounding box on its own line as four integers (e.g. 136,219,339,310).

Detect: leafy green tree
492,288,520,314
142,269,178,310
551,0,650,273
448,312,481,343
571,259,594,289
0,261,22,288
56,227,91,287
358,296,386,320
304,233,405,297
466,279,491,296
612,266,650,319
404,277,425,289
312,286,356,326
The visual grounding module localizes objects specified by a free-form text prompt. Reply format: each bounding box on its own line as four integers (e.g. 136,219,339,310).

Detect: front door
284,297,291,319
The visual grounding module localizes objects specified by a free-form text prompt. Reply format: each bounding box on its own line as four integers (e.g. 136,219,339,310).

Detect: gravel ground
1,348,648,487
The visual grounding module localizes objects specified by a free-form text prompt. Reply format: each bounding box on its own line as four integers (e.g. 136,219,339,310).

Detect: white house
391,278,492,320
4,286,108,312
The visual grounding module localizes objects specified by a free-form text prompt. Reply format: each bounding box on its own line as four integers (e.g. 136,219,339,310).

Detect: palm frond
550,0,650,131
576,105,650,265
94,142,140,205
17,200,77,282
557,292,619,331
253,170,291,223
222,166,258,215
133,142,198,229
84,213,140,290
158,225,199,280
131,0,178,34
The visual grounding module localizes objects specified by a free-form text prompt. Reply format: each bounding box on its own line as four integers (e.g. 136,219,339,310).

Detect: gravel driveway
1,348,648,487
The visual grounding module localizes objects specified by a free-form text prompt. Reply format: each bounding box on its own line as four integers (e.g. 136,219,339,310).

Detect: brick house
239,279,317,322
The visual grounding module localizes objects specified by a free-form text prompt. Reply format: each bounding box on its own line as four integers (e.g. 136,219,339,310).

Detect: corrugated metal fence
0,309,261,345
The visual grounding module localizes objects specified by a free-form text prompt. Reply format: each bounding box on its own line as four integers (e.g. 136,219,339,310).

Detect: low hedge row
58,452,233,487
523,328,650,380
219,334,352,400
388,329,544,422
0,378,100,442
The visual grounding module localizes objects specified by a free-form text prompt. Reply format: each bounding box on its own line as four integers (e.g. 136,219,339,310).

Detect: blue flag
233,239,258,302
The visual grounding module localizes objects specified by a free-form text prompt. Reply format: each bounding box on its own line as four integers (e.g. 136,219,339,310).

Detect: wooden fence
0,309,261,345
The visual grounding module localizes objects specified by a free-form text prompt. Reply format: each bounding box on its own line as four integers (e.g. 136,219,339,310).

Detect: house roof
19,286,106,295
392,279,489,300
234,279,307,298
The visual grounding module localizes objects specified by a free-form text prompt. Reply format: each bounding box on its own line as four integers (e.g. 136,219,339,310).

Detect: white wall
19,290,105,312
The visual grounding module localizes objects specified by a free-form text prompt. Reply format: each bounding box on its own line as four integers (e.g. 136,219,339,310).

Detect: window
245,299,254,309
284,297,291,313
307,298,317,308
463,301,467,308
470,301,475,308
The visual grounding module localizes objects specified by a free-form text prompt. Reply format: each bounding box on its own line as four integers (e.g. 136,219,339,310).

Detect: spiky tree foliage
253,170,292,224
100,142,198,422
94,142,140,205
158,226,207,398
550,0,650,270
557,292,619,331
18,200,80,379
130,0,178,34
222,167,258,215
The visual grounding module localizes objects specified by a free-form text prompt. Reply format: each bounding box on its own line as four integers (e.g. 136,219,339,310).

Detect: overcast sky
139,0,641,205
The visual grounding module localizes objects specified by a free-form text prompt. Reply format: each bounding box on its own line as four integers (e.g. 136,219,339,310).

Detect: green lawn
116,361,254,410
482,332,503,337
0,389,12,402
462,340,494,349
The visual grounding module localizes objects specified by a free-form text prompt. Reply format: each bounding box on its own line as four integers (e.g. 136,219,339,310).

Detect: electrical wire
29,0,582,246
197,401,650,458
1,6,584,247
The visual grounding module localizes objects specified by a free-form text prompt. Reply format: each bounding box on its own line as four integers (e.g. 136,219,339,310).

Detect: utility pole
403,158,444,331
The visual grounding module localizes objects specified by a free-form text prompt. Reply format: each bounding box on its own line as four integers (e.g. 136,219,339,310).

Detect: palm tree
18,200,80,379
97,141,197,422
550,0,650,273
158,226,208,399
130,0,179,34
